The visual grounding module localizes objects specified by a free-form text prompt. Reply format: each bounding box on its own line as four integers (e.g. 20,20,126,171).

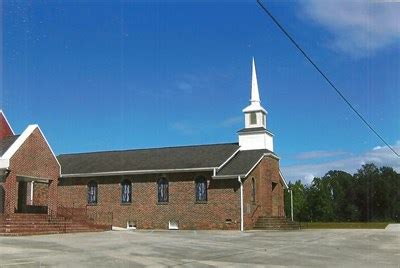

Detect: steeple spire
251,57,260,104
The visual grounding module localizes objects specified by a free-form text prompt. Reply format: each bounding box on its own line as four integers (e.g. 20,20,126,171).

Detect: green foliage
284,163,400,222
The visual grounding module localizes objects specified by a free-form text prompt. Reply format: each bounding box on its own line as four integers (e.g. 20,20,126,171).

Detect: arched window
195,177,207,202
157,178,169,203
121,179,132,203
88,181,98,204
251,177,256,203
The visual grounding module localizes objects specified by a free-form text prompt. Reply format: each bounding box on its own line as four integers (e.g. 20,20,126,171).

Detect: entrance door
0,185,4,213
17,181,28,213
271,182,279,216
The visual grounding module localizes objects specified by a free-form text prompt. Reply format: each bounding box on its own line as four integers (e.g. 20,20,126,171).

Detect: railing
251,204,261,218
57,205,113,227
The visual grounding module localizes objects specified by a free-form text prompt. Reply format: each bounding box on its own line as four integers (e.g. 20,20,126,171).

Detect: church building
57,59,288,230
0,59,288,232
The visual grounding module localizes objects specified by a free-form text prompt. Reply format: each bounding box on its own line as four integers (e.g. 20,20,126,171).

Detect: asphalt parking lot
0,229,399,267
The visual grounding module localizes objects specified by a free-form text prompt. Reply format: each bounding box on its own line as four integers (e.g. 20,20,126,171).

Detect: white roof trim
0,110,15,135
212,174,246,179
1,125,61,172
213,152,280,179
279,170,289,189
216,147,241,172
61,167,216,178
244,153,280,178
0,159,10,169
2,125,37,159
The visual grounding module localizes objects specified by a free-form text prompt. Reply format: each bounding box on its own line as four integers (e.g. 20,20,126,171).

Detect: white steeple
238,57,274,151
250,57,260,104
243,57,267,125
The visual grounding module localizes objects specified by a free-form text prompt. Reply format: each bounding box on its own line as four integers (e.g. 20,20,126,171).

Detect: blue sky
2,1,399,182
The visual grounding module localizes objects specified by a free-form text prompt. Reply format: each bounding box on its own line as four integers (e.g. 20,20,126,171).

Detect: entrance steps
0,213,110,236
253,216,301,230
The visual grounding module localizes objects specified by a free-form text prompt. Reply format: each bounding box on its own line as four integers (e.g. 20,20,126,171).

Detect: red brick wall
33,182,49,206
242,156,284,228
58,172,241,230
4,128,60,214
0,112,14,140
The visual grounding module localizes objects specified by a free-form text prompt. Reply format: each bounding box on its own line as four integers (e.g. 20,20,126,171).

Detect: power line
256,0,399,158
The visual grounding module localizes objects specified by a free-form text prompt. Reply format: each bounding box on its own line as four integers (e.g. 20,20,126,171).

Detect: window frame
195,176,208,202
250,112,257,125
87,180,98,205
121,179,132,204
157,178,169,203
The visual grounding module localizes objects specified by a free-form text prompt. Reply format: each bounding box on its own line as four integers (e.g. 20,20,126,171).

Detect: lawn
300,222,390,229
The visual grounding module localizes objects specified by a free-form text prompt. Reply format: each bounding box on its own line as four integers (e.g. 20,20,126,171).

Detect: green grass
300,222,390,229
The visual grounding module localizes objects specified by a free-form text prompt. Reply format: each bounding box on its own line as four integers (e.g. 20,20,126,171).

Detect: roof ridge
58,142,239,157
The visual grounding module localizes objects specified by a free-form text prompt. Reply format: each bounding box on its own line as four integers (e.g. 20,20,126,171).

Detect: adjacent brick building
0,111,60,216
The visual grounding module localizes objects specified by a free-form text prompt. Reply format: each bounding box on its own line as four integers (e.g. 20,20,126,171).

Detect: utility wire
256,0,399,158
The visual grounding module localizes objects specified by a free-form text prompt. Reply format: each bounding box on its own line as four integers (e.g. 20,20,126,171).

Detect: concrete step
254,216,301,230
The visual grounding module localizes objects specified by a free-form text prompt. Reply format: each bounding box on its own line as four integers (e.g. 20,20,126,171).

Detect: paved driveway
0,229,399,267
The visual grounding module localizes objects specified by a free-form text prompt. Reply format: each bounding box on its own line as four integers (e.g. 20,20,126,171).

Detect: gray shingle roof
216,149,274,177
0,135,19,156
58,143,240,175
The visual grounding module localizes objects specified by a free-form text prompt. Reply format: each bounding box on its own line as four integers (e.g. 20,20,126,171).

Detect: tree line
284,163,400,222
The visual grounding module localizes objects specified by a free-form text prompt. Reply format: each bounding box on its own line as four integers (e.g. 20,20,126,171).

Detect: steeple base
238,128,274,151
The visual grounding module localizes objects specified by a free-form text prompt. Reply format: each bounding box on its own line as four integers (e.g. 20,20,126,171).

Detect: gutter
61,167,217,178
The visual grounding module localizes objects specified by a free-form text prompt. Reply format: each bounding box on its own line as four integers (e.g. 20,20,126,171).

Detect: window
88,181,98,204
121,179,132,203
157,178,169,203
262,115,266,126
251,177,256,203
195,177,207,202
250,112,257,125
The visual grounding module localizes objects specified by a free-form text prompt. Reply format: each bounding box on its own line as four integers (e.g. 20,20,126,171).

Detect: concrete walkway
386,224,400,232
0,229,399,267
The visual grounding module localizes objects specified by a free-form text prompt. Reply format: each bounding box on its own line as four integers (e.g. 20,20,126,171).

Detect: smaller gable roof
0,135,20,156
214,149,276,178
0,125,60,170
0,110,15,139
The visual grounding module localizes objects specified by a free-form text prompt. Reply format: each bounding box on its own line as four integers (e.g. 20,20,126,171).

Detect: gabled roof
0,135,19,156
0,110,15,140
0,125,61,171
58,143,240,177
215,149,274,177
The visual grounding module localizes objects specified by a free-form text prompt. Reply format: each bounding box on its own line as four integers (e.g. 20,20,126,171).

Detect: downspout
30,181,34,205
238,176,244,232
289,189,294,221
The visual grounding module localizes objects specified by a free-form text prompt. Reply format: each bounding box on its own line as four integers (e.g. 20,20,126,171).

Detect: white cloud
301,0,400,57
176,81,193,93
220,116,242,128
170,122,196,135
282,141,400,184
295,150,348,160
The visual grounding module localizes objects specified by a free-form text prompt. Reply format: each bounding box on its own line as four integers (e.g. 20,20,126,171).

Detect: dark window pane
158,178,169,202
88,181,97,204
251,178,256,202
121,180,132,203
195,177,207,202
